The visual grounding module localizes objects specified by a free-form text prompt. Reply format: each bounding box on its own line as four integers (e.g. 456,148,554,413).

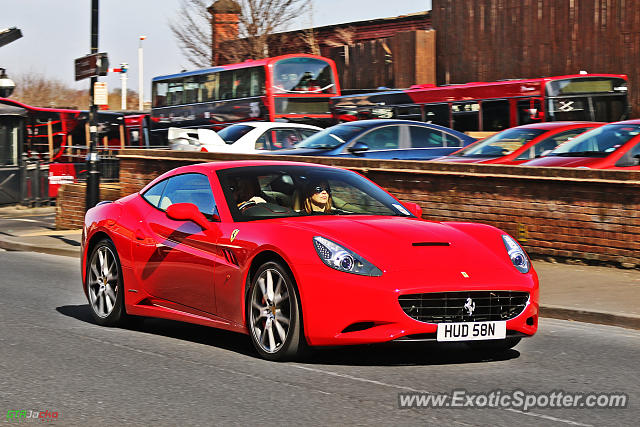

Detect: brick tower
208,0,242,66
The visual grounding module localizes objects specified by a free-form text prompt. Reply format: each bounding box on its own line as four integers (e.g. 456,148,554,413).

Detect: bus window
481,100,510,131
153,82,168,107
423,104,450,127
219,71,234,100
234,69,251,98
396,105,422,121
201,73,219,102
184,78,200,104
517,99,543,125
592,96,627,122
250,67,266,97
168,80,184,106
547,97,589,121
452,102,479,132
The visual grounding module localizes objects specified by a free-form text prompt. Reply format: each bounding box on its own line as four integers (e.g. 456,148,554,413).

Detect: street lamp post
138,35,145,111
86,0,100,211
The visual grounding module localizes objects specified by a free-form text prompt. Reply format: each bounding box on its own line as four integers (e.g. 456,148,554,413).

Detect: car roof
605,119,640,126
225,121,322,130
141,160,338,192
333,119,473,137
508,121,603,130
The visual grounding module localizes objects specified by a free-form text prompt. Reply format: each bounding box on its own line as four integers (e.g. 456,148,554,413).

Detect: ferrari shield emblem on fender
461,271,469,278
230,229,239,242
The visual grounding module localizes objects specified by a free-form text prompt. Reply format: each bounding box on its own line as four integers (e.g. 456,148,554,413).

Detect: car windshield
294,125,366,149
217,165,413,221
217,125,255,144
453,128,546,157
549,124,640,157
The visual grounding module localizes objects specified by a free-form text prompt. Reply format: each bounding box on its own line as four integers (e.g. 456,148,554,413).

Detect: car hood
277,216,518,279
523,156,603,167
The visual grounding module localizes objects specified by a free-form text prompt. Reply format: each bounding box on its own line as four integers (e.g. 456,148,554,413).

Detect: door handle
135,229,146,241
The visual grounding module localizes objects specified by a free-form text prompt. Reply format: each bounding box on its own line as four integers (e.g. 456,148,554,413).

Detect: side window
255,131,272,150
615,141,640,167
395,105,422,121
219,71,234,100
482,100,510,131
356,126,400,150
299,129,319,139
201,73,219,102
167,79,184,106
159,173,217,218
516,128,591,160
409,126,445,148
452,101,480,132
142,179,168,208
443,133,464,148
272,129,300,149
423,103,450,127
518,98,543,125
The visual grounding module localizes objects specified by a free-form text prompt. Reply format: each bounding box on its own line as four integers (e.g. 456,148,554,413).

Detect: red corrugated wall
432,0,640,117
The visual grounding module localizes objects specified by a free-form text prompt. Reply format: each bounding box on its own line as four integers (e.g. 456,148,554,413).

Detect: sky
0,0,431,102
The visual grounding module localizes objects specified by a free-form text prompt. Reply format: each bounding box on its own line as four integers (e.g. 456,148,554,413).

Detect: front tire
247,261,306,361
86,238,126,326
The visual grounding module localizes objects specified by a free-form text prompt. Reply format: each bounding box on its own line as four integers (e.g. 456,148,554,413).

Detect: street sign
74,52,109,81
93,82,108,105
0,27,22,48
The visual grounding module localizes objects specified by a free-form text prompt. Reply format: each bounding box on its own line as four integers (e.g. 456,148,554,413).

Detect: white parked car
168,122,322,153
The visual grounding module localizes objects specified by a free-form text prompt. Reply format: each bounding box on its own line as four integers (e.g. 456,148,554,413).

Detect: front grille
399,291,529,323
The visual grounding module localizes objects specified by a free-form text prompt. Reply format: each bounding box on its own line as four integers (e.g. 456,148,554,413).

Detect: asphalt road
1,252,637,426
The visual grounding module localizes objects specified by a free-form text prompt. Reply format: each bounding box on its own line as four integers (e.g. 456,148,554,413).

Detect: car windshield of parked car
549,124,640,157
452,128,546,157
217,165,413,221
217,125,255,144
294,125,366,149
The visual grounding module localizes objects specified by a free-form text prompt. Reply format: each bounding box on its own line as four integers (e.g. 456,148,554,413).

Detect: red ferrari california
82,161,538,360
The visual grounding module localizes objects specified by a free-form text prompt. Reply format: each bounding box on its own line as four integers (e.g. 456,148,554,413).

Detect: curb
0,237,80,259
540,305,640,330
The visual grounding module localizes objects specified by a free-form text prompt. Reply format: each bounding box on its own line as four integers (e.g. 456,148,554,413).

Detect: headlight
313,236,382,277
502,235,530,273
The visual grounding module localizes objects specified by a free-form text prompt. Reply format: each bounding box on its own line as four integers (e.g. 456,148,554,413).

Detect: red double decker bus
331,74,630,132
0,97,149,197
150,54,341,143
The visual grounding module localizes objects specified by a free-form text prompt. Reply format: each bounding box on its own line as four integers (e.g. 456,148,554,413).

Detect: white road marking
293,365,593,426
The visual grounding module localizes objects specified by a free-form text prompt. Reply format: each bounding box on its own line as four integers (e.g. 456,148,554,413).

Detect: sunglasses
313,185,331,194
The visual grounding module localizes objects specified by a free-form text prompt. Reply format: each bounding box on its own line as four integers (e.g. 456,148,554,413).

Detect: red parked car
434,122,602,165
522,119,640,169
82,161,539,360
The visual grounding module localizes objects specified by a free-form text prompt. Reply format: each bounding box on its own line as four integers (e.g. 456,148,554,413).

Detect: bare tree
11,71,88,109
170,0,311,67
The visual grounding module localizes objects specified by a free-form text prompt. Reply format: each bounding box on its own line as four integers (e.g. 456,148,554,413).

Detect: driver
302,180,333,214
231,177,268,211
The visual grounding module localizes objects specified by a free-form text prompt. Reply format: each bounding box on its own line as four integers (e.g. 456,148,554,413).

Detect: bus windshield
453,128,546,157
549,124,640,157
273,57,336,94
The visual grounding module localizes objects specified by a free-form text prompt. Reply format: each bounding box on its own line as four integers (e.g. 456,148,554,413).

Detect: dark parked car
269,120,477,160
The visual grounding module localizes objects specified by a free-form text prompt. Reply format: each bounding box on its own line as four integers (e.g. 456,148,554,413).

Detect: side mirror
404,202,423,218
634,154,640,166
166,203,213,230
348,141,369,154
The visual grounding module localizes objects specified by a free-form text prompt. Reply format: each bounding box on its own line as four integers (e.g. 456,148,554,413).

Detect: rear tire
246,261,306,361
86,238,127,327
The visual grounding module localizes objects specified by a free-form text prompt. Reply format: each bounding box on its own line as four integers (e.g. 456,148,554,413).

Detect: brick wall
56,183,121,230
60,149,640,268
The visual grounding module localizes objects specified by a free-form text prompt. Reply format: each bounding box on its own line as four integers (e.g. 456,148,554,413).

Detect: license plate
436,321,506,342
